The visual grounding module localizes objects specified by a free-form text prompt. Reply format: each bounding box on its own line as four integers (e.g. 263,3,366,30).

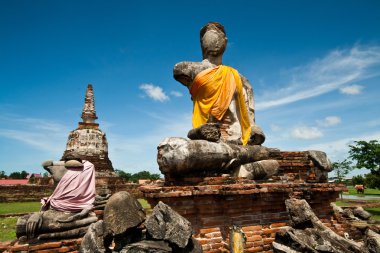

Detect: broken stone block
365,229,380,253
80,220,105,253
103,191,146,236
145,201,192,248
353,206,371,220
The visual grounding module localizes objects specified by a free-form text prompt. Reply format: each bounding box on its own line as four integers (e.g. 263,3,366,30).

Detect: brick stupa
62,84,116,177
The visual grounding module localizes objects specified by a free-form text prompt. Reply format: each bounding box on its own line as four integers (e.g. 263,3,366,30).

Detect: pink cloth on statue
43,160,96,212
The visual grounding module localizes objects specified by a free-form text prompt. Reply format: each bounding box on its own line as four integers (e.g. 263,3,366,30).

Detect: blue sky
1,0,379,177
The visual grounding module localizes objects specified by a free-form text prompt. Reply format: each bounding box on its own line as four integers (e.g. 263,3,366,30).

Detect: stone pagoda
62,84,116,177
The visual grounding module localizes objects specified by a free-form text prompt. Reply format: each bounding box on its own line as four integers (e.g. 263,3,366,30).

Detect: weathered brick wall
0,182,142,202
141,182,346,253
0,185,54,202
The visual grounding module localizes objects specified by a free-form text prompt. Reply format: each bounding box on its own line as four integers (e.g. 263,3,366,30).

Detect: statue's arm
173,61,194,87
56,207,92,223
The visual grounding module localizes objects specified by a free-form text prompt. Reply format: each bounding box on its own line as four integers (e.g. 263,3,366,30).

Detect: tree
332,159,353,198
332,159,353,183
0,170,7,179
115,169,132,181
365,173,380,189
349,140,380,174
9,171,22,179
352,175,365,186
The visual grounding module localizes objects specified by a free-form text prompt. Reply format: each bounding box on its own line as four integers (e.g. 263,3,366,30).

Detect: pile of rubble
273,198,380,253
80,191,201,253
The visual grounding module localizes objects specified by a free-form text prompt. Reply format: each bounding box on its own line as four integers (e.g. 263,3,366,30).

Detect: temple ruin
62,84,116,177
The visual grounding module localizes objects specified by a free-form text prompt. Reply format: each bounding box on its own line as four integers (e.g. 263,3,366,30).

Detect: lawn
0,217,18,242
344,186,380,196
0,202,41,215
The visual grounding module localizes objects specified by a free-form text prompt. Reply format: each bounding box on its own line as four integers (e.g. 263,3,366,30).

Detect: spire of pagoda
81,84,98,124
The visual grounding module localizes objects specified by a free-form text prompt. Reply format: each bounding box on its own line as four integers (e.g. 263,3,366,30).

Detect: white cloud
339,84,364,95
256,45,380,110
291,126,323,140
0,115,69,154
170,91,183,97
270,124,282,132
139,83,169,102
317,116,341,127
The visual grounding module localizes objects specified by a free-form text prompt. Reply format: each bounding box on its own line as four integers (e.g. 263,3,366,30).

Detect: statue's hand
26,212,43,239
57,208,91,223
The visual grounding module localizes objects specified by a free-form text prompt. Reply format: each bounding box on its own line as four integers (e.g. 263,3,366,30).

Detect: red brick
270,222,287,228
242,225,262,232
200,227,220,235
245,246,264,252
29,242,62,251
247,235,262,242
8,244,29,251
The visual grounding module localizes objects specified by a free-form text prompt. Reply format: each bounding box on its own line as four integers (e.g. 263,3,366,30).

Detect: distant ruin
62,84,115,177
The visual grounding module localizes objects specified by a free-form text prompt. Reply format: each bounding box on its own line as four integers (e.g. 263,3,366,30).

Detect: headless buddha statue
16,153,98,241
173,22,265,145
157,22,278,179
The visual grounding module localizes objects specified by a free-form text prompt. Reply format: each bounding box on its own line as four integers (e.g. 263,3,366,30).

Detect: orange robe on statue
190,65,251,145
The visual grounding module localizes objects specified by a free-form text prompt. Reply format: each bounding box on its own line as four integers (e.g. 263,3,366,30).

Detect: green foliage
115,169,161,183
352,175,365,186
349,140,380,174
8,170,28,179
0,170,7,178
364,173,380,189
115,169,132,181
332,159,353,183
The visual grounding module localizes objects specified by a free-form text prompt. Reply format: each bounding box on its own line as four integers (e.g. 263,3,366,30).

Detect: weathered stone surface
158,137,279,175
353,206,372,220
65,160,84,168
118,240,171,253
307,150,332,172
103,191,145,235
187,123,220,142
365,229,380,253
276,198,363,253
251,124,265,145
272,241,301,253
145,201,192,248
234,159,279,180
80,220,105,253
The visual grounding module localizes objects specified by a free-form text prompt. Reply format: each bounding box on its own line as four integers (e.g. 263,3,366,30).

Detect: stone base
141,180,347,253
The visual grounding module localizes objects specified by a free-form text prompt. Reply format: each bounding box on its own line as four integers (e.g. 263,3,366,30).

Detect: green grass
344,186,380,196
335,201,354,207
0,217,17,242
0,202,41,215
365,207,380,221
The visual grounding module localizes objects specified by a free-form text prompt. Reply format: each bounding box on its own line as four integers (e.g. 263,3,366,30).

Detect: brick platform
141,151,346,253
141,181,346,253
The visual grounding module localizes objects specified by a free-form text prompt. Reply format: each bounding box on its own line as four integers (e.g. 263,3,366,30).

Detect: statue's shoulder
174,60,215,86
